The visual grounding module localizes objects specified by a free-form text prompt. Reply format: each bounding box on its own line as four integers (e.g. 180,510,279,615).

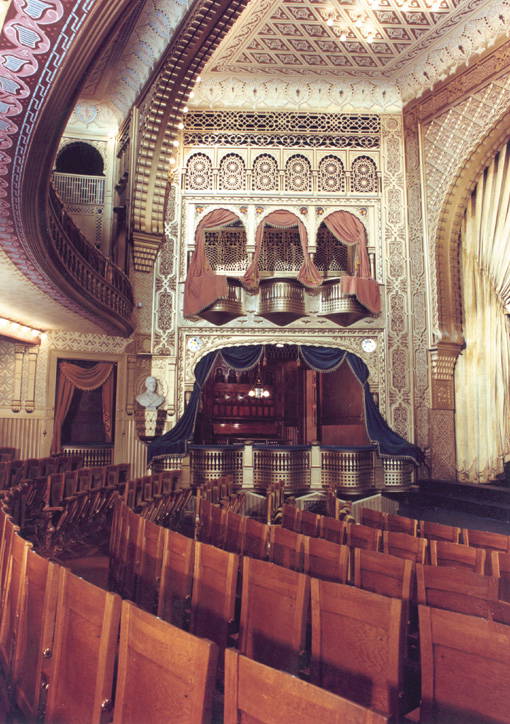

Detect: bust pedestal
134,405,167,442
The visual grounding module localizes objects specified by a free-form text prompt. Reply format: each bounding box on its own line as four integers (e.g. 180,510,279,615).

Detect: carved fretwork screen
258,226,304,274
204,226,248,273
314,224,354,276
183,111,381,148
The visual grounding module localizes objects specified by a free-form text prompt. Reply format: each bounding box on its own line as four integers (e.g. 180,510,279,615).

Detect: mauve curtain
51,361,114,454
242,210,322,291
148,345,263,461
323,210,381,314
300,346,421,462
183,209,239,317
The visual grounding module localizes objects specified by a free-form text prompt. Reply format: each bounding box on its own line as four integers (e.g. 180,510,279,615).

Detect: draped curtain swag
242,209,322,291
51,361,114,454
455,142,510,482
148,346,263,461
323,210,381,314
149,345,420,463
183,208,238,317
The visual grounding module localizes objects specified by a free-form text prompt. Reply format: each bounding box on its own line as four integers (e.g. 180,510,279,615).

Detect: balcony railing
48,184,134,332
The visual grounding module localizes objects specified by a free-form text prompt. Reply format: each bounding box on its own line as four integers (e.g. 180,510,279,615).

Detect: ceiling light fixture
0,317,43,344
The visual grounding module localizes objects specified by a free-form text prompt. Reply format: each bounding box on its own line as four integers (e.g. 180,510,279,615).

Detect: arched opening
55,142,104,176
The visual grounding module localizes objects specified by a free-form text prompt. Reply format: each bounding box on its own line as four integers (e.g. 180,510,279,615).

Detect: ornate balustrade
321,446,376,494
253,445,311,494
47,185,134,335
190,444,244,488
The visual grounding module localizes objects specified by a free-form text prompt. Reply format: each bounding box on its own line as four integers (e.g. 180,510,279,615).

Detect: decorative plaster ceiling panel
203,0,510,101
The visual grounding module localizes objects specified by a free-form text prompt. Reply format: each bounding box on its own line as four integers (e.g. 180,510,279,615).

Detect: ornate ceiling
197,0,510,103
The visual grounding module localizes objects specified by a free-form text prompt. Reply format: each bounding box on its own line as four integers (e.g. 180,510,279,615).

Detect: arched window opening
56,142,104,176
204,218,248,274
258,223,304,275
314,220,356,276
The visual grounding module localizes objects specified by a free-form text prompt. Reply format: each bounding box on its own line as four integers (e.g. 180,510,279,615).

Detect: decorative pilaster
24,346,39,413
12,345,24,413
429,342,462,479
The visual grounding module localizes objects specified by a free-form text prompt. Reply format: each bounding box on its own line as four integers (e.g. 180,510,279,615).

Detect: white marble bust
136,376,165,409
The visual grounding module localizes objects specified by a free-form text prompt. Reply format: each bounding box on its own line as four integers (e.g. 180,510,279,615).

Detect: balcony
47,185,134,336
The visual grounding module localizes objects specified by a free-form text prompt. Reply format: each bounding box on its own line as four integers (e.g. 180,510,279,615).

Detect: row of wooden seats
109,496,406,718
4,457,510,722
123,470,182,511
109,496,510,721
0,463,131,556
360,505,510,552
1,506,396,723
0,454,83,491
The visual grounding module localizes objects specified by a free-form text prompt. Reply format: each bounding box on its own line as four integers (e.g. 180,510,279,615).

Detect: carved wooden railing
47,185,134,331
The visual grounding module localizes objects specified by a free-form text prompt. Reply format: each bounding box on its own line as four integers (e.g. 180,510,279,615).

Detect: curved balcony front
319,279,369,326
47,186,134,336
199,278,243,325
258,279,306,326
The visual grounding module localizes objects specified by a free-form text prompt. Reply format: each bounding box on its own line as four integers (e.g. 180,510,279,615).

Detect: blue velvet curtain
300,346,422,463
148,345,262,461
150,343,422,463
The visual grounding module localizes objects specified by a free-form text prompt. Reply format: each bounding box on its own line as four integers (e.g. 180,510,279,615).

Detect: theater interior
1,0,510,721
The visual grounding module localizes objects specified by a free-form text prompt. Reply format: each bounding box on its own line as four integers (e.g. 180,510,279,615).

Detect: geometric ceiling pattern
205,0,509,98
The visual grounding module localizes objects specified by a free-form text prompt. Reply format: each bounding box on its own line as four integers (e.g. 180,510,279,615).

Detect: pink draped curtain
242,210,322,291
323,210,381,314
183,209,239,317
50,361,114,454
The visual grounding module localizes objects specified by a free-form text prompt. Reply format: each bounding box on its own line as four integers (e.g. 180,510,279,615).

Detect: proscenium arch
434,109,510,346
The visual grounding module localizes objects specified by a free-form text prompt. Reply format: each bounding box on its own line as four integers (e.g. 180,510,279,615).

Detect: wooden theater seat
418,605,510,724
347,522,382,552
311,579,405,718
12,553,60,719
190,542,239,658
242,518,269,560
113,600,217,724
299,509,321,538
134,517,166,614
386,513,418,537
416,563,499,618
224,510,245,555
383,530,427,563
157,529,195,628
45,568,121,724
361,508,387,530
0,532,32,675
281,503,300,532
319,515,346,545
429,539,485,573
224,648,389,724
303,536,350,584
354,548,413,602
268,525,304,571
239,558,309,675
421,520,461,544
490,550,510,601
464,527,510,553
